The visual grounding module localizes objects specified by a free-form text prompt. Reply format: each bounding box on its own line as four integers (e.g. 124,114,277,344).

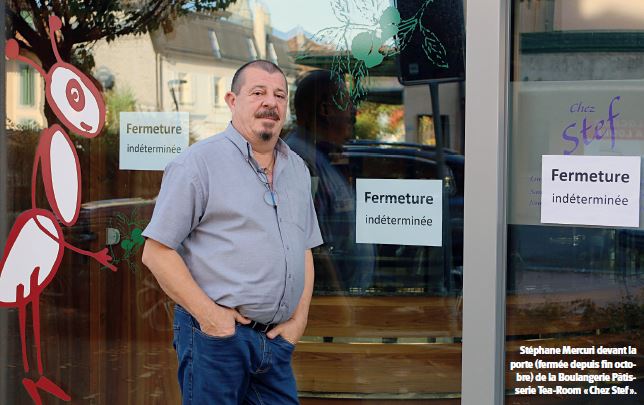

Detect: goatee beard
260,131,273,141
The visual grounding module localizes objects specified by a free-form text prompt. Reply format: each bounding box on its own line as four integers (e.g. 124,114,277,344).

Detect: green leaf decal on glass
331,0,351,23
121,239,135,252
104,208,150,273
131,228,145,246
351,31,373,60
420,25,448,68
351,31,384,68
297,0,448,107
379,6,400,39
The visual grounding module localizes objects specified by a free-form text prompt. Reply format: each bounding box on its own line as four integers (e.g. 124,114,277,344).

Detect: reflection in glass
506,1,643,404
3,0,466,402
285,58,464,398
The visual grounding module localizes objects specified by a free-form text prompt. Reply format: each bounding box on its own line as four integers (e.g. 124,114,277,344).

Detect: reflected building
5,51,47,129
92,0,298,139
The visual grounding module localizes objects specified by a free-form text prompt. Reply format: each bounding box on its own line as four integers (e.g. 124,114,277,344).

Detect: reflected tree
5,0,238,124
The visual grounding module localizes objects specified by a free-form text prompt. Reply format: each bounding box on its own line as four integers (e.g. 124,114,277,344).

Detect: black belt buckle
248,320,274,333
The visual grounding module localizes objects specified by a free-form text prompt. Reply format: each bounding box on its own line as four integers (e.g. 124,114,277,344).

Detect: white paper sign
356,179,443,246
119,112,189,171
541,155,641,227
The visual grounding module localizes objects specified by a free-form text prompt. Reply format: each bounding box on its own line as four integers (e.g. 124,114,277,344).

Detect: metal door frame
461,0,510,404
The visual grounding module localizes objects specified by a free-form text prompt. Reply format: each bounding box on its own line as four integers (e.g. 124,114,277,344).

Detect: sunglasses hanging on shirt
246,143,278,207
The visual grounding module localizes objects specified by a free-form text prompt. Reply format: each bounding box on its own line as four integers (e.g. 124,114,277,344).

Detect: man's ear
224,91,236,110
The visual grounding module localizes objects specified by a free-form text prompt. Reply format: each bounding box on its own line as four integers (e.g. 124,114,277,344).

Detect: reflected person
287,69,375,292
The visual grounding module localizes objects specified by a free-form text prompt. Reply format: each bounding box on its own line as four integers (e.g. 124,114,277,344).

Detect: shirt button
288,274,292,279
286,245,290,250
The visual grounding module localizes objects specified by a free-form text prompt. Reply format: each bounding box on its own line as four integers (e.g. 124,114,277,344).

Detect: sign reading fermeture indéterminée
541,155,641,227
119,112,189,171
356,179,443,246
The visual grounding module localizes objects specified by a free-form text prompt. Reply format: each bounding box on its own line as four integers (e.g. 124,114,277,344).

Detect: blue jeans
173,305,299,405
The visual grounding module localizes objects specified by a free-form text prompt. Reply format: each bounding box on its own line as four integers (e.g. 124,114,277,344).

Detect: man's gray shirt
143,124,323,324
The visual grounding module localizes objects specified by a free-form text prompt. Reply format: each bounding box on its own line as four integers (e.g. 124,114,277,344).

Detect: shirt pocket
283,181,311,233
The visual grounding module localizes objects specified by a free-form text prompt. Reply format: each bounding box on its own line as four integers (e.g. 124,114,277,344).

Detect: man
142,60,323,404
286,70,374,292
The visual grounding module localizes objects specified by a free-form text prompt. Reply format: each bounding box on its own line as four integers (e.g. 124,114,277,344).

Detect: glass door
2,1,467,403
506,1,643,404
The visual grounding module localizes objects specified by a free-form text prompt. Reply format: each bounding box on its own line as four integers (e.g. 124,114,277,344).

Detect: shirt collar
223,122,290,159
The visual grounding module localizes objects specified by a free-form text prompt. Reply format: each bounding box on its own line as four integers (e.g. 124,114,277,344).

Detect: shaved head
231,60,287,95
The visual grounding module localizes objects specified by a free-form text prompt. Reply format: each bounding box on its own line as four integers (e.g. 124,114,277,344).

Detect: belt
244,320,276,333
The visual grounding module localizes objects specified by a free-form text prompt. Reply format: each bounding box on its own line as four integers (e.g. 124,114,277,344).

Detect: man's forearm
291,249,315,324
141,239,224,325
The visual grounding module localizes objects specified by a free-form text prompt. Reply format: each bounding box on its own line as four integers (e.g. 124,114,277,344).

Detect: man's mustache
255,109,280,120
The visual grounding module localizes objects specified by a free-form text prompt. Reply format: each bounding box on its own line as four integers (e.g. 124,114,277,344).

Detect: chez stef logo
2,15,115,404
561,96,620,155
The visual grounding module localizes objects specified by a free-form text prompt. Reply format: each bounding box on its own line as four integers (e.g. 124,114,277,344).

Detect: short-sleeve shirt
142,124,323,324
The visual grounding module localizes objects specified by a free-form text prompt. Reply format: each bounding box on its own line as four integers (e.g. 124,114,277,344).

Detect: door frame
461,0,510,404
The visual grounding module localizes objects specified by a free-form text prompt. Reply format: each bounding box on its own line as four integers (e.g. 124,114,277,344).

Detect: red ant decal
3,15,115,404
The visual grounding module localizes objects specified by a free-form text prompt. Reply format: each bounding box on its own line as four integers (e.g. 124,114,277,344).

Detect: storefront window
2,0,465,403
506,1,643,403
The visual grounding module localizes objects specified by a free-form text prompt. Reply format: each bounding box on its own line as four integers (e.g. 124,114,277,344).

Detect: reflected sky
260,0,644,34
259,0,340,34
259,0,395,35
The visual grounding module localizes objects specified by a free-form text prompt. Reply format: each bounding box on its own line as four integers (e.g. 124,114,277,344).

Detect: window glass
268,42,279,65
19,64,35,106
209,29,222,58
2,0,466,403
506,1,643,404
246,37,258,60
213,76,221,105
176,73,191,105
